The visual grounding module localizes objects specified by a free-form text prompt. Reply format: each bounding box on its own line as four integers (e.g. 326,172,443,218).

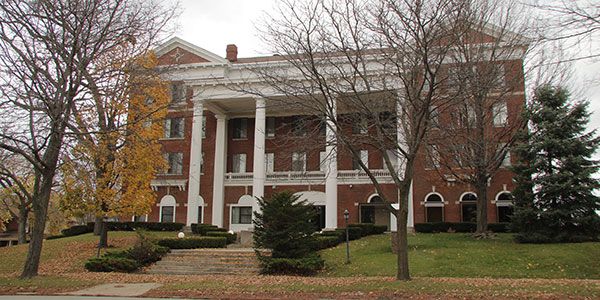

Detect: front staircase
146,248,261,275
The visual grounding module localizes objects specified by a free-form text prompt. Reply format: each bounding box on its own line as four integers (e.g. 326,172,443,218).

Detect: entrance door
311,205,326,231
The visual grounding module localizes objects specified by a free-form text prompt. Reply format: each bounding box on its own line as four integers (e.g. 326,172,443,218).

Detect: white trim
459,191,478,202
156,37,228,64
293,191,326,206
424,192,445,207
229,195,254,232
367,193,382,203
494,191,513,206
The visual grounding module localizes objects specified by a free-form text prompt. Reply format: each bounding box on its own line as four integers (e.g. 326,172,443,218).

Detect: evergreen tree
253,191,318,258
511,85,600,243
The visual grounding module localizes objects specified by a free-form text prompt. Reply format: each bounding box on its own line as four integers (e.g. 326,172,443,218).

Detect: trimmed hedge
313,236,342,250
85,257,139,273
319,230,344,242
257,253,324,275
415,222,511,233
61,225,93,237
205,231,237,244
335,227,363,240
190,223,219,235
156,237,227,249
86,221,184,232
348,223,387,236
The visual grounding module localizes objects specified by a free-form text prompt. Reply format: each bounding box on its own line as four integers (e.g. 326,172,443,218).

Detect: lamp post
344,209,350,264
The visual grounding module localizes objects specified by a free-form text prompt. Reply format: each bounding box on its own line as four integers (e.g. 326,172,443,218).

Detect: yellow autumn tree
61,51,168,245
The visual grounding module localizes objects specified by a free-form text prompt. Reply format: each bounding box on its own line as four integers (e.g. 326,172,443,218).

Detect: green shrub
127,231,170,265
372,225,388,234
335,227,362,240
348,223,387,236
85,222,185,232
254,191,319,259
257,253,324,275
313,236,341,250
85,257,139,273
45,234,64,240
205,231,237,244
319,230,344,242
190,223,218,235
415,222,477,233
488,223,510,233
156,237,227,249
102,250,131,259
61,225,93,237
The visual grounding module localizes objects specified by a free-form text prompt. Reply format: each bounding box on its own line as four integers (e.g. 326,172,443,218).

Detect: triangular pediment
155,37,228,65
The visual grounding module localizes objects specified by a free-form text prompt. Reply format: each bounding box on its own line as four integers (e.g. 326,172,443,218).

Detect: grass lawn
320,233,600,279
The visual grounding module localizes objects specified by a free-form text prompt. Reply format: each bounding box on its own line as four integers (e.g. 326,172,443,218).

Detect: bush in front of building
257,253,325,276
318,230,345,242
85,257,140,273
87,221,185,232
205,231,237,244
487,223,511,233
253,191,324,275
415,222,513,233
156,236,227,249
313,236,342,250
190,223,219,235
348,223,387,236
85,231,170,272
335,227,363,240
60,224,93,237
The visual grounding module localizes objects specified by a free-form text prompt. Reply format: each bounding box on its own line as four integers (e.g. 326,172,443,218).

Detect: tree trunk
395,180,411,281
20,174,53,278
93,216,102,235
475,176,488,234
17,206,28,245
98,220,108,248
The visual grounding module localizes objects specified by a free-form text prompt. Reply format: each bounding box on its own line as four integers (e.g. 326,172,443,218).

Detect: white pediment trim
155,37,228,64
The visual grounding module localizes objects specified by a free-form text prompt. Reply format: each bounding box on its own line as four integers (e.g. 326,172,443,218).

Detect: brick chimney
226,44,238,62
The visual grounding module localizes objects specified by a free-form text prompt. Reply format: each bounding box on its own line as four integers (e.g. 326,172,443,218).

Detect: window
232,118,247,139
352,150,369,170
164,118,184,139
425,194,444,222
197,206,203,223
319,151,328,172
426,145,440,169
133,215,147,222
160,206,174,223
170,83,185,104
385,149,401,170
200,152,205,173
493,101,508,127
231,206,252,224
232,153,247,173
352,115,368,134
291,116,307,137
430,106,440,128
379,111,396,132
292,152,306,172
460,193,477,222
496,192,513,222
500,144,511,167
164,153,183,174
265,153,274,173
266,117,275,138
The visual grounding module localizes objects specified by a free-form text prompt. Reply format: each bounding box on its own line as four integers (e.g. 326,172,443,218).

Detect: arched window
460,192,477,222
495,192,513,223
369,195,384,203
359,194,389,230
159,195,176,223
424,193,444,222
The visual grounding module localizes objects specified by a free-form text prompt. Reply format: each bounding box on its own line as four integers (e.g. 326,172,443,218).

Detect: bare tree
0,152,33,244
0,0,175,279
425,0,531,234
242,0,467,280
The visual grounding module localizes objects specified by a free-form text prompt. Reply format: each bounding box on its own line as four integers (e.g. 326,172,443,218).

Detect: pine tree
511,85,600,243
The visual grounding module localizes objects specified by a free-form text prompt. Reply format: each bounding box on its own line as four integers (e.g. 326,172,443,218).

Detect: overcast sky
170,0,600,137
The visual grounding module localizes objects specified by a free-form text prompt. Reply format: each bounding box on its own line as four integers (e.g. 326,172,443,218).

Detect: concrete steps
146,248,263,275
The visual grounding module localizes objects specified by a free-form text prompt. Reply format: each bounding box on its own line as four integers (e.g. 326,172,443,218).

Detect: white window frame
170,83,185,105
202,117,207,138
232,118,248,139
265,152,274,173
159,195,176,223
231,206,253,225
385,149,400,171
232,153,247,173
319,151,327,172
426,145,440,169
163,152,183,175
266,117,275,138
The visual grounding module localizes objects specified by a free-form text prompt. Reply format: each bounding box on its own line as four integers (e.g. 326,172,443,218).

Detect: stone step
145,247,265,275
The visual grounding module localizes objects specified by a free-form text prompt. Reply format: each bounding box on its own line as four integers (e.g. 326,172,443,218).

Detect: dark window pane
427,207,443,222
498,206,513,223
161,206,174,223
461,203,477,222
360,206,375,223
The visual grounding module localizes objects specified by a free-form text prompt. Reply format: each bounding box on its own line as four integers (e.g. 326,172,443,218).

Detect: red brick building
144,33,525,231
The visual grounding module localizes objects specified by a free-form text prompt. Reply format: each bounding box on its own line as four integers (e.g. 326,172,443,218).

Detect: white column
252,98,266,212
186,100,204,226
325,99,338,229
212,114,228,228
